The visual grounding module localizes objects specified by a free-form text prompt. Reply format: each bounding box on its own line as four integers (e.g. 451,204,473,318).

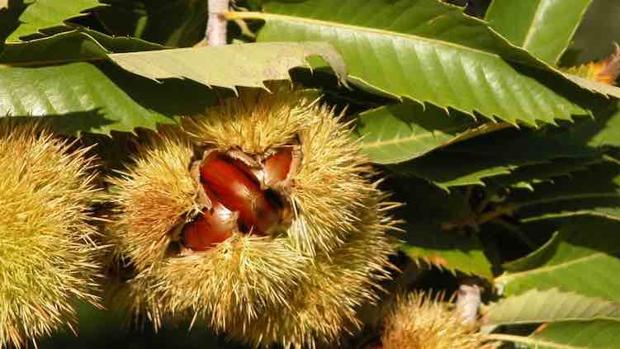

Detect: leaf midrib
522,210,620,222
496,253,606,284
521,0,546,49
229,11,503,59
516,193,620,209
487,289,620,325
360,124,471,150
492,314,620,326
488,333,586,349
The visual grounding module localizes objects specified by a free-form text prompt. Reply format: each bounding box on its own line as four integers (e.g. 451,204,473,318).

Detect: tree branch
207,0,230,46
456,283,481,326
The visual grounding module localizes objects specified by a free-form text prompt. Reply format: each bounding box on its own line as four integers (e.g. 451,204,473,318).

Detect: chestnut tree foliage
0,0,619,348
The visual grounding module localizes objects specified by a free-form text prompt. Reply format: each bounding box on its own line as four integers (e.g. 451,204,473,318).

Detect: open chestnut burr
106,88,398,349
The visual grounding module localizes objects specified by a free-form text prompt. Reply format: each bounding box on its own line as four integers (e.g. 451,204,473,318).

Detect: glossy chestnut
263,147,293,187
182,188,237,251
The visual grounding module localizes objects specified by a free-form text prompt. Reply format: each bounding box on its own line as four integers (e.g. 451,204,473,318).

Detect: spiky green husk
126,195,395,348
220,197,396,348
381,293,490,349
108,89,398,348
564,44,620,85
0,124,100,348
107,135,202,271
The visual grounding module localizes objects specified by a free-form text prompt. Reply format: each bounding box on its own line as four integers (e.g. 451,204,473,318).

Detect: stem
486,333,574,349
441,204,515,232
207,0,230,46
456,283,481,326
475,189,491,213
603,154,620,165
476,204,515,225
225,10,263,21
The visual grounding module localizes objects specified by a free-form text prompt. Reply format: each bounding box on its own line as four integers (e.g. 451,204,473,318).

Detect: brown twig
441,204,515,232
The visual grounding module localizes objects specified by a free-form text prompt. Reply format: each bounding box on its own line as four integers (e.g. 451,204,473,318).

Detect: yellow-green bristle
382,293,491,349
106,88,399,349
0,123,101,348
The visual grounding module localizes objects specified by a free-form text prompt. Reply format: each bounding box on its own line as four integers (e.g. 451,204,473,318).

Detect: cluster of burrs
0,89,400,349
105,88,399,348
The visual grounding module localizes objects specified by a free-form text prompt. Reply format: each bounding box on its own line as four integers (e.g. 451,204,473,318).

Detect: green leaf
493,320,620,349
391,151,517,189
521,201,620,223
403,224,494,279
531,320,620,349
0,62,218,135
95,0,208,47
0,29,164,65
574,101,620,148
563,73,620,99
397,179,494,278
486,0,592,65
0,62,169,133
107,42,346,89
513,162,620,222
486,157,602,193
496,218,620,302
7,0,102,42
356,102,513,164
484,288,620,326
0,40,341,134
389,127,600,190
237,0,589,126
